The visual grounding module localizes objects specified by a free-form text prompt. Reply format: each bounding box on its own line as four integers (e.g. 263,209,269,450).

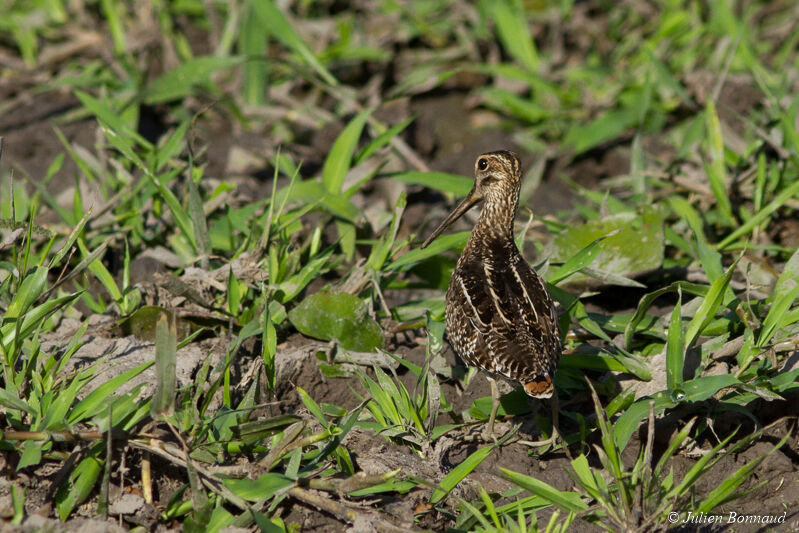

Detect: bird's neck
466,192,519,255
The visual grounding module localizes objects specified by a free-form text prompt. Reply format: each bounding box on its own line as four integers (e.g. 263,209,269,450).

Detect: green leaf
145,173,196,252
568,454,602,500
564,107,638,155
17,442,43,470
757,247,799,347
549,207,664,286
322,109,372,194
491,0,537,72
624,281,709,349
669,196,723,282
681,374,740,402
1,293,80,353
355,118,413,164
695,435,781,513
684,258,737,348
151,313,177,418
187,172,211,260
223,473,294,502
0,387,36,415
69,361,155,424
559,352,630,373
77,238,122,303
547,235,606,285
388,171,472,195
296,385,329,427
704,100,735,225
387,231,469,272
143,56,244,104
614,392,675,451
431,444,494,504
718,177,799,249
56,455,102,520
274,179,360,222
288,291,383,352
500,468,587,512
73,90,149,149
666,289,685,390
5,265,48,319
240,1,269,106
249,0,337,86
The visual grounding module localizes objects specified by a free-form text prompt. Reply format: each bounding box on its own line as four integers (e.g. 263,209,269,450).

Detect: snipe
422,150,561,443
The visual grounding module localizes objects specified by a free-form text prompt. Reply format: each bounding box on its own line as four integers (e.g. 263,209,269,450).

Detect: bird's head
422,150,522,248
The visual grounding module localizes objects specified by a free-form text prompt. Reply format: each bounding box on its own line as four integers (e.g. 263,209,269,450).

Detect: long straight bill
421,188,480,248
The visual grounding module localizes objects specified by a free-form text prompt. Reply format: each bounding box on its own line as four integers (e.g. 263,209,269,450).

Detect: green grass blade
249,0,337,86
684,258,738,348
321,109,372,194
77,239,122,303
668,196,722,281
666,289,684,390
151,313,177,419
613,392,675,451
704,100,735,225
387,231,469,271
56,455,101,520
431,444,493,505
223,473,294,502
388,171,472,195
296,385,328,428
500,468,587,512
142,56,244,104
187,171,211,263
145,173,197,252
1,294,80,353
652,418,696,481
5,265,48,319
355,117,413,164
718,178,799,249
624,281,709,349
68,361,154,424
73,90,149,149
548,233,612,285
240,1,268,106
0,387,36,415
100,0,126,56
491,0,537,72
757,247,799,347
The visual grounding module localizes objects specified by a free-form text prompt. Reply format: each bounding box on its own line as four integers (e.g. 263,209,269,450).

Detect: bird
421,150,562,443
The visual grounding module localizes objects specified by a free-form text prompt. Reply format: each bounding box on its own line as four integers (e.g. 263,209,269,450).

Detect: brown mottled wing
450,253,560,388
504,253,561,375
445,259,497,371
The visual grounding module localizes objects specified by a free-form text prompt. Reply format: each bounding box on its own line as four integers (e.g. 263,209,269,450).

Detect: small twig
98,406,113,518
288,486,421,533
644,400,655,477
258,420,306,470
141,453,153,505
710,34,741,103
129,437,251,512
305,469,401,495
370,274,392,318
0,429,127,442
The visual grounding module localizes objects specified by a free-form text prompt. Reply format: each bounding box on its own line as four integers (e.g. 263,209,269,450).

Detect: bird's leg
520,391,569,456
481,376,501,442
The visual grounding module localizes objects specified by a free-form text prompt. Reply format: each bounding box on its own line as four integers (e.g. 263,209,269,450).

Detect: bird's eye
477,158,488,170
